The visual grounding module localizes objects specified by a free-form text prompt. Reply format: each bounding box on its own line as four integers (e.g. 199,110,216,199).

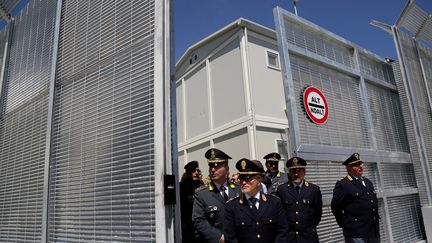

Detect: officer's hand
219,234,225,243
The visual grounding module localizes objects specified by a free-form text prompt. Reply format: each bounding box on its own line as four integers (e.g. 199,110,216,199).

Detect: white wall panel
248,34,287,120
176,82,185,143
186,142,211,178
185,64,209,139
210,39,247,128
255,127,287,172
214,128,250,171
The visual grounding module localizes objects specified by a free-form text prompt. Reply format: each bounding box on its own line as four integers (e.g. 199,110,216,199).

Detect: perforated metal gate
0,0,174,242
274,7,424,242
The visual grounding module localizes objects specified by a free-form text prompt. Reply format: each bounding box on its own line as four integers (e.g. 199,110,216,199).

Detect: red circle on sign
303,86,329,124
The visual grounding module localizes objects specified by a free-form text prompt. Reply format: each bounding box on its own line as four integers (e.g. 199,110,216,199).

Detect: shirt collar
245,191,261,201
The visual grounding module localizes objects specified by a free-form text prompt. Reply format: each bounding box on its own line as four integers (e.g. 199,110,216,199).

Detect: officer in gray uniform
331,153,380,243
192,148,240,243
263,152,288,193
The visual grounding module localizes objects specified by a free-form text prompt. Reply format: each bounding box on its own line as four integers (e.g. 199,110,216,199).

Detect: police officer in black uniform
224,158,288,243
192,148,240,243
263,152,288,193
331,153,380,243
276,156,322,242
180,161,204,243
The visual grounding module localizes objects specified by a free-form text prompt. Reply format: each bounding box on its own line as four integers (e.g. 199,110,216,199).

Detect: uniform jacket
223,193,288,243
192,180,240,243
331,175,380,239
265,171,289,194
180,179,203,243
276,180,322,243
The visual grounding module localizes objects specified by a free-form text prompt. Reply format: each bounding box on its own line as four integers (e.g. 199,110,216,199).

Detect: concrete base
422,206,432,243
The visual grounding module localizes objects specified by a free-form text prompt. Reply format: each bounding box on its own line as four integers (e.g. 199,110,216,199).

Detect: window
266,50,280,70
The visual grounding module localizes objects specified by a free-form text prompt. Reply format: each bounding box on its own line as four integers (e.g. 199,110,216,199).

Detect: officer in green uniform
276,156,322,242
331,153,380,243
263,152,288,193
192,148,240,243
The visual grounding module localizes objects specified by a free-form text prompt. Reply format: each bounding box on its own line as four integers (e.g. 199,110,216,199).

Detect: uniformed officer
180,161,204,243
192,148,240,243
276,156,322,243
224,158,288,243
263,152,288,193
331,153,380,243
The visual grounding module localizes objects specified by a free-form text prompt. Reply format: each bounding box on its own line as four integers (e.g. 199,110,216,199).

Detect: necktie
360,178,366,187
220,186,228,202
249,198,258,211
295,185,300,194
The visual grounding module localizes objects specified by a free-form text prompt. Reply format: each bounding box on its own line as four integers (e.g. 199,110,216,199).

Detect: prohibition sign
303,86,328,124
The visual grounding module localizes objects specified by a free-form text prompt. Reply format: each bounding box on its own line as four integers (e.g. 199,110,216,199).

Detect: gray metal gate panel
359,54,395,85
366,83,409,152
275,7,423,242
48,0,157,241
387,194,423,243
289,55,370,149
4,0,57,113
0,0,58,242
0,94,48,242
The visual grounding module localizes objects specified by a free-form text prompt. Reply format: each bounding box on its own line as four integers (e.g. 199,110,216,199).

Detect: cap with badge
263,152,281,162
184,160,199,172
236,158,265,177
343,152,363,166
286,156,307,169
205,148,232,167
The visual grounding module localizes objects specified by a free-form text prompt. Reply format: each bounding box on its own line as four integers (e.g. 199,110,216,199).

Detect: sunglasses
238,175,257,182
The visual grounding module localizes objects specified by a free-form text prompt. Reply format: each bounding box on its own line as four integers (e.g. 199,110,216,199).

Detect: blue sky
175,0,432,62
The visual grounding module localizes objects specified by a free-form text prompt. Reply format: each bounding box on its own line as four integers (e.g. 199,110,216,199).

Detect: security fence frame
0,0,175,242
274,6,425,242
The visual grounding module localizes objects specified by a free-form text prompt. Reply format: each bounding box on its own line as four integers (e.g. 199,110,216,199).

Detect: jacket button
296,201,299,204
296,231,299,235
257,234,261,238
296,211,298,214
296,221,299,224
354,218,357,221
373,209,375,212
269,219,272,222
242,222,244,225
371,200,373,203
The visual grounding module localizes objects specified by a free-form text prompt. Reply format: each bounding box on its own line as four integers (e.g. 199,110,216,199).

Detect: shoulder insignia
276,171,281,177
226,195,239,204
229,182,236,189
195,185,207,193
305,181,309,187
208,183,214,191
261,194,267,202
239,194,244,204
268,193,280,199
346,175,353,181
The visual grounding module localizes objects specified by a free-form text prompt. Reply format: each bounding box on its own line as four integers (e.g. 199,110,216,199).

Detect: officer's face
209,163,229,183
191,168,202,181
266,161,279,173
289,168,305,184
239,175,261,196
347,162,364,177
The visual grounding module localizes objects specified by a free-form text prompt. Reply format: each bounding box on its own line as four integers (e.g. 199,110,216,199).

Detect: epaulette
229,182,236,189
194,185,207,193
268,193,280,200
305,181,309,187
340,175,353,181
226,195,239,204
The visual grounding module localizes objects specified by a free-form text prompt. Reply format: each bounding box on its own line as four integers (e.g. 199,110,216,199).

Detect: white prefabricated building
176,13,428,242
